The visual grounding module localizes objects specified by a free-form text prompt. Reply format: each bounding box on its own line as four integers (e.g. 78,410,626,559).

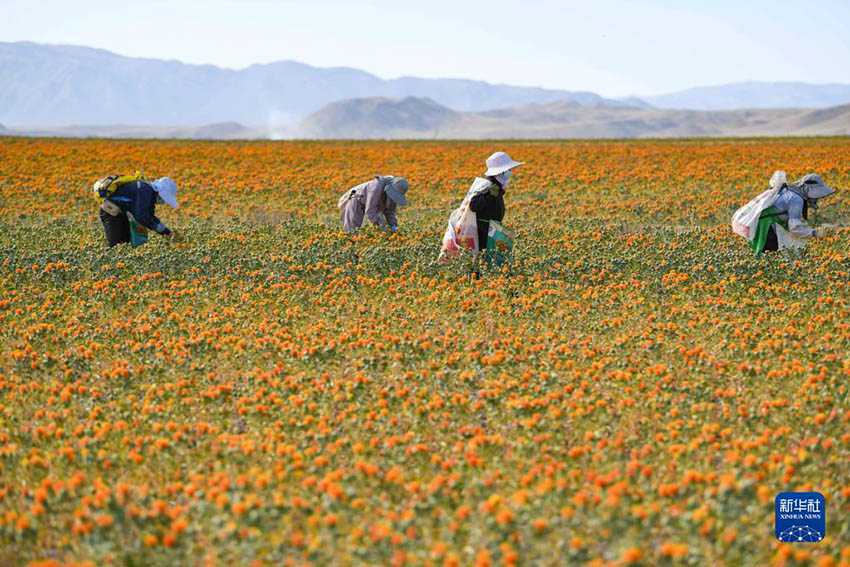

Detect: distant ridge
293,97,458,138
2,122,264,139
644,81,850,110
4,99,848,140
5,99,849,139
283,97,850,139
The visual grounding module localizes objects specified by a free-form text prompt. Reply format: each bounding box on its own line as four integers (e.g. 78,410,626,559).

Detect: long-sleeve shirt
106,181,171,234
771,188,814,238
341,177,398,231
469,180,505,250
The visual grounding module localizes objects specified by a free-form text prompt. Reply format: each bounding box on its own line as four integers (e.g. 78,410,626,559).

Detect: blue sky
3,0,849,96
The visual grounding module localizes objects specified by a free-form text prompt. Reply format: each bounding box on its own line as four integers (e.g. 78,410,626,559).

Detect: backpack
93,171,145,200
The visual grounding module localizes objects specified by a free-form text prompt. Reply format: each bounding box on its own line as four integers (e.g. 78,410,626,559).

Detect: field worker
755,173,835,254
99,177,179,247
469,151,524,251
339,176,409,232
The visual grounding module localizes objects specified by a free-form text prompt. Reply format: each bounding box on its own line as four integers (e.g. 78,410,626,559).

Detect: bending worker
339,176,409,232
755,173,835,254
98,176,179,247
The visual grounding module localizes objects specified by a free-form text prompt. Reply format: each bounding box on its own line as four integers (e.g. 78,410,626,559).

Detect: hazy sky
3,0,849,96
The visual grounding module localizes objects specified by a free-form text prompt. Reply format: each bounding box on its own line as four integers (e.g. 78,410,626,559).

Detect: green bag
752,206,787,255
128,214,149,248
484,220,514,268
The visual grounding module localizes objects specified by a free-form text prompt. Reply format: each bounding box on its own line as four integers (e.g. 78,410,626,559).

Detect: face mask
495,170,511,188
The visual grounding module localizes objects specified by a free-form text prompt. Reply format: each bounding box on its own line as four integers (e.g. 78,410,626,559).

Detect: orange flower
621,547,643,564
162,531,177,548
495,508,514,525
659,542,688,559
474,549,491,567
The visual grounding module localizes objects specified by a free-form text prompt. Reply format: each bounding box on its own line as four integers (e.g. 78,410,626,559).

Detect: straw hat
484,151,524,177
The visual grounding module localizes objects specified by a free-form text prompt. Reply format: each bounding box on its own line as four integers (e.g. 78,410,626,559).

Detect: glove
489,184,502,197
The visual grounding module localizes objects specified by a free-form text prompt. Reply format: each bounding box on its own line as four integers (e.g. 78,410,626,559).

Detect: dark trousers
100,209,130,247
763,225,779,252
477,219,490,251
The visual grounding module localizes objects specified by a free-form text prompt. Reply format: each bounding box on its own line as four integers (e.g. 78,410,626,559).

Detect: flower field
1,136,850,566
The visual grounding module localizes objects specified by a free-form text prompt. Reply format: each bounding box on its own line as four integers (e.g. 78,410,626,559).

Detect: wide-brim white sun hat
794,173,835,201
484,151,524,177
385,177,409,207
152,177,179,209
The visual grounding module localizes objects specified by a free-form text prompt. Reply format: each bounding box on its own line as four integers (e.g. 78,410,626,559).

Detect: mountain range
3,41,850,131
0,41,624,127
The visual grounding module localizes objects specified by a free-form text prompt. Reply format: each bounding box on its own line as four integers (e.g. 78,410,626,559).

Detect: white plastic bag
438,179,492,262
439,200,478,261
731,188,779,240
731,171,785,241
769,170,787,191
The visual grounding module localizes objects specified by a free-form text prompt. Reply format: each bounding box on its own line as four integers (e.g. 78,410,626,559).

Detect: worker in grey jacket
761,173,835,252
340,176,409,232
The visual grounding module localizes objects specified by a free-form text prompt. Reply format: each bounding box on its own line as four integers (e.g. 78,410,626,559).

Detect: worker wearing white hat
469,151,524,251
483,151,525,178
151,177,179,209
98,176,180,247
756,172,836,253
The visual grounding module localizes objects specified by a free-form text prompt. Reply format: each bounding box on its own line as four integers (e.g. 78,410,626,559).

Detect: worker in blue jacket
99,177,179,247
